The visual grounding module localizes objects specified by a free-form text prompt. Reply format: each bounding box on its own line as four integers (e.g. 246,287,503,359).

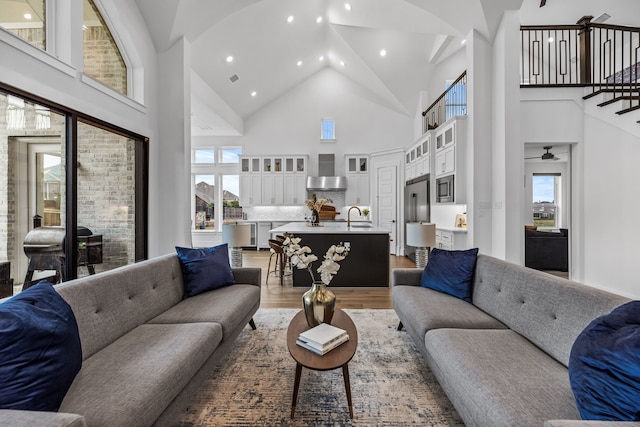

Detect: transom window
321,119,335,141
0,0,46,50
83,0,128,96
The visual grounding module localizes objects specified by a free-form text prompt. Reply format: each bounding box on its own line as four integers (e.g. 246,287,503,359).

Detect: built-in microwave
436,175,454,203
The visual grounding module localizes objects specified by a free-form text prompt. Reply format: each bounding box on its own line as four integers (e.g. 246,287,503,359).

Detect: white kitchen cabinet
262,174,284,205
240,155,307,206
435,228,468,250
405,132,431,182
257,222,272,249
345,155,370,205
434,116,467,204
435,145,455,177
345,174,370,205
284,174,306,205
240,174,262,206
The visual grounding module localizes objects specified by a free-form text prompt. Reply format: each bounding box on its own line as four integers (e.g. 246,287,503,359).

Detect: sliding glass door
0,87,148,296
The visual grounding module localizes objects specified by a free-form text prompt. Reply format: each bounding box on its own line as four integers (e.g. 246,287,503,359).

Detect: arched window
82,0,128,96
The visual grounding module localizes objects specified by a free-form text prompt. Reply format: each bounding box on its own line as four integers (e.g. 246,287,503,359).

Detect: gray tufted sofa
0,253,261,427
393,254,639,427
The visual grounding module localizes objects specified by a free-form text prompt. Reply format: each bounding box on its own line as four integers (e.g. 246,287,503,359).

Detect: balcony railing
422,70,467,133
521,16,639,114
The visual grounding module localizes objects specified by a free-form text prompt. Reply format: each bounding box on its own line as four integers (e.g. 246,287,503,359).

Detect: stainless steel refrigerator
404,175,430,262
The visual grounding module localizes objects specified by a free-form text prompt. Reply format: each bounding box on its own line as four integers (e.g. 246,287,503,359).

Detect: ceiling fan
525,146,562,161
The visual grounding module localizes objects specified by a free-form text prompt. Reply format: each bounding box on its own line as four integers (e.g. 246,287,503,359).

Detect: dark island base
292,233,390,287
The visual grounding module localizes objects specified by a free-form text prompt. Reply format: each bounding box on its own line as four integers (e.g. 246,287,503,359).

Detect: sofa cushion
470,255,629,368
569,300,640,421
425,328,581,427
420,248,479,302
60,322,222,427
0,281,82,412
176,244,235,298
393,285,506,347
0,409,87,427
55,254,185,361
148,284,261,337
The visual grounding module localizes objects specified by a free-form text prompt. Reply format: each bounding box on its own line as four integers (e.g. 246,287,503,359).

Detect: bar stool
267,239,286,286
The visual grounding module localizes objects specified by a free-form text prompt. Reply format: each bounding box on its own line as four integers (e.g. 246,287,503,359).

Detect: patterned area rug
176,309,464,426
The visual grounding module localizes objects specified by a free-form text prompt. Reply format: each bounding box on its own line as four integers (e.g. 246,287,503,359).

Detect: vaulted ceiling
132,0,638,136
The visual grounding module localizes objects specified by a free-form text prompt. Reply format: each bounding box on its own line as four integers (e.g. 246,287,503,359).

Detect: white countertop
270,221,390,235
436,226,468,233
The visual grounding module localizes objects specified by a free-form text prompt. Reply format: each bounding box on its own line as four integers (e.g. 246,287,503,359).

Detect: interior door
376,165,397,254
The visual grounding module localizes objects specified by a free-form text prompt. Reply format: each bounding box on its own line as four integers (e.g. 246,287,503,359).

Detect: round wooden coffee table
286,308,358,419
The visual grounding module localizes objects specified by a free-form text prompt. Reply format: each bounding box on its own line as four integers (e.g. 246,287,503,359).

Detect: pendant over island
269,222,391,287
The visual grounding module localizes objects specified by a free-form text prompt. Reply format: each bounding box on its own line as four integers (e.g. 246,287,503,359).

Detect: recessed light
379,49,387,57
548,37,554,43
297,60,303,67
316,16,323,23
23,13,32,20
461,39,466,45
340,61,345,67
251,91,257,97
319,55,325,61
344,3,351,11
226,55,234,63
287,15,294,23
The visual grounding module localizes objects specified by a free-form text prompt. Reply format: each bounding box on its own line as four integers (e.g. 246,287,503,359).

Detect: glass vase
311,209,320,225
302,281,336,327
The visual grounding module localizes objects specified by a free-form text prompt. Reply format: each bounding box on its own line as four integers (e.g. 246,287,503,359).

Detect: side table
286,309,358,419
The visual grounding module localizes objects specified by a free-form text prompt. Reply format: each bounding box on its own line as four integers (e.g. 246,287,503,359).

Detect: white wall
492,11,523,263
520,87,640,298
582,116,640,298
210,68,413,176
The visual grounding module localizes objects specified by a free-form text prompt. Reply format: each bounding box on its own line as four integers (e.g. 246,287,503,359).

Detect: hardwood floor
241,250,416,309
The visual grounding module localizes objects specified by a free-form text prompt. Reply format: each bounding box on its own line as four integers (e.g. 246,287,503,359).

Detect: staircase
521,16,640,126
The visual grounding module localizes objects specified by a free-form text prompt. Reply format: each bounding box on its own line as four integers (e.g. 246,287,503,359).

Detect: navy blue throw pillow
420,248,479,302
176,244,235,298
569,300,640,421
0,280,82,411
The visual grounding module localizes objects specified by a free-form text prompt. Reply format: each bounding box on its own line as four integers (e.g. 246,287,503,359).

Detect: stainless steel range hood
306,176,347,191
306,154,347,191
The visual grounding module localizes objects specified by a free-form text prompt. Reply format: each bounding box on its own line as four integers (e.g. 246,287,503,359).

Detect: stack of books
296,323,349,356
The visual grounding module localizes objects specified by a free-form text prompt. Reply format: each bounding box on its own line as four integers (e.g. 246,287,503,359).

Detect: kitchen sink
349,224,373,228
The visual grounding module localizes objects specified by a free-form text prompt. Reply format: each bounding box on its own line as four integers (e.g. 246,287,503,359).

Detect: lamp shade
222,223,251,247
406,222,436,248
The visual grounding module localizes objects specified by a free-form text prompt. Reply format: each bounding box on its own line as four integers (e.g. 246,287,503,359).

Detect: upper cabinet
434,116,467,204
240,155,308,206
345,155,370,205
406,132,431,182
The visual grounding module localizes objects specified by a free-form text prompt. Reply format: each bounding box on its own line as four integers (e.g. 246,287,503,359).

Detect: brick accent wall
77,122,136,275
83,26,127,96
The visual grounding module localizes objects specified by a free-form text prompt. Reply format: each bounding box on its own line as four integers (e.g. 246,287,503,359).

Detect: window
220,147,241,163
532,173,560,228
0,0,46,50
83,0,128,96
321,119,335,140
194,149,215,164
194,175,215,230
222,175,241,220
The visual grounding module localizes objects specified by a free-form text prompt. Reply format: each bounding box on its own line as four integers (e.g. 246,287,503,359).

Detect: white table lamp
222,223,251,267
406,222,436,269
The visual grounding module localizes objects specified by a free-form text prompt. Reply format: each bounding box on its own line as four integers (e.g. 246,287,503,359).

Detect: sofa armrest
392,268,422,287
232,267,262,287
544,421,640,427
0,410,86,427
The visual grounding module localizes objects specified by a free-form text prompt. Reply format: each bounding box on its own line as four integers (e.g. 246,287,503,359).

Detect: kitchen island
269,222,390,287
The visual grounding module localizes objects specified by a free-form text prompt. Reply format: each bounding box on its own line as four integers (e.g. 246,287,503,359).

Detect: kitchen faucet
347,206,362,227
